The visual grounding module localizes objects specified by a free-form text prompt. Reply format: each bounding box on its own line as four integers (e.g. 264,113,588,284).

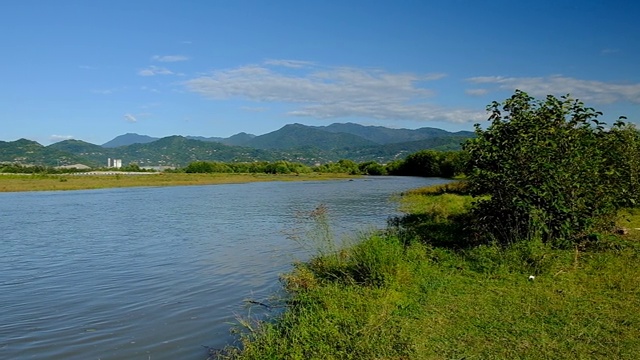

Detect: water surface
0,177,448,359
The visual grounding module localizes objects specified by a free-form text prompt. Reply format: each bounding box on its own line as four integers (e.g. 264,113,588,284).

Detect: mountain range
0,122,474,168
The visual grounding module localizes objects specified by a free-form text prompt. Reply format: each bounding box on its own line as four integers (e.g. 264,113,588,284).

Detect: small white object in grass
528,275,535,281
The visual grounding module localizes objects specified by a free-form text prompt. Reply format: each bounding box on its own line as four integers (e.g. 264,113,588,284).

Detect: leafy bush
464,90,629,246
602,124,640,207
388,150,466,178
313,159,361,174
358,161,387,175
264,160,312,174
184,161,234,173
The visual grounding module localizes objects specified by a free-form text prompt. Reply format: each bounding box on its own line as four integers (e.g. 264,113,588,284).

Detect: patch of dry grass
0,173,357,192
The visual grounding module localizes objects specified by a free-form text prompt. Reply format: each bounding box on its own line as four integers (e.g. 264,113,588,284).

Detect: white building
107,158,122,169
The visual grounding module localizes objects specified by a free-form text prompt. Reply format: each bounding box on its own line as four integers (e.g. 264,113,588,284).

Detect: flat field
0,172,356,192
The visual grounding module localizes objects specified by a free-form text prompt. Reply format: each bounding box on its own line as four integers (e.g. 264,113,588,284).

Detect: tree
121,163,142,172
313,160,361,174
438,151,467,178
464,90,627,246
602,123,640,207
265,161,293,174
184,161,233,173
358,161,387,175
403,150,441,177
337,159,360,175
387,150,465,178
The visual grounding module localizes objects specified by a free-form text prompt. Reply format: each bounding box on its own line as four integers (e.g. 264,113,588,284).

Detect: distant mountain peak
102,133,159,148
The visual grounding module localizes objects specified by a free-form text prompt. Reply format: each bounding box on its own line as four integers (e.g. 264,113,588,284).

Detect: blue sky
1,0,638,145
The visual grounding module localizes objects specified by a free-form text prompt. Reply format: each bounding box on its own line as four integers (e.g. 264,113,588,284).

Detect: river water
0,177,448,359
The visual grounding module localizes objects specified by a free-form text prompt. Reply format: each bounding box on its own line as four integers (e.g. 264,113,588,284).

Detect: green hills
0,123,473,168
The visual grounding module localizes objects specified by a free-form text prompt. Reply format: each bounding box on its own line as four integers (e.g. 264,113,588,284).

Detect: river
0,176,449,359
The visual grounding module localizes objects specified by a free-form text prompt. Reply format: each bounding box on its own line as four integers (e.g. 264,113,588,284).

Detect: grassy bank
219,184,640,359
0,172,356,192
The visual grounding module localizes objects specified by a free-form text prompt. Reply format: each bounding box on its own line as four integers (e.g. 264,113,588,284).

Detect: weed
220,183,640,359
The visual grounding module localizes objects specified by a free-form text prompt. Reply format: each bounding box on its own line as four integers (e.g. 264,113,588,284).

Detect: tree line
0,164,86,174
0,151,467,178
0,163,155,174
178,152,466,177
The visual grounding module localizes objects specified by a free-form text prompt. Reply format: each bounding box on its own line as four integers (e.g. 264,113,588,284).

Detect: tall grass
218,183,640,359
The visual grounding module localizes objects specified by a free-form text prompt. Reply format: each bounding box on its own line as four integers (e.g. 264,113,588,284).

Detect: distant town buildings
107,158,122,168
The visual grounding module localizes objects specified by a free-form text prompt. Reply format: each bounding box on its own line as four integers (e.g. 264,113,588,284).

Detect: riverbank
219,184,640,359
0,172,357,192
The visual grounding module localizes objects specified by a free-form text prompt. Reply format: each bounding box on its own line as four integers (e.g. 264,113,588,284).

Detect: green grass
617,207,640,236
218,184,640,359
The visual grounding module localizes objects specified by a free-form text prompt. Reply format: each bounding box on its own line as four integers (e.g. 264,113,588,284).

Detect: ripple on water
0,177,448,359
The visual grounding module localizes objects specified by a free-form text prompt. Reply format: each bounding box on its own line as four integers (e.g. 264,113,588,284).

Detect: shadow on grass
387,212,480,250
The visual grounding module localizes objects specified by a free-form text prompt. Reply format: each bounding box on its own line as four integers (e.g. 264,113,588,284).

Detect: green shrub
464,90,628,246
184,161,234,173
358,161,387,175
388,150,467,178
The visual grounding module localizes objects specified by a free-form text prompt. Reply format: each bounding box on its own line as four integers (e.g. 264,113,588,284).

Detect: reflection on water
0,177,448,359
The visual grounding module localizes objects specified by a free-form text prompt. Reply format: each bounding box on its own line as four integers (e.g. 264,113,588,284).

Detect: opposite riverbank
0,172,357,192
218,183,640,359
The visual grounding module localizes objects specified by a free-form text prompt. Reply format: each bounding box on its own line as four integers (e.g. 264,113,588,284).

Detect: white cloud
152,55,189,62
467,75,640,104
184,60,482,123
263,59,316,68
138,66,174,76
124,114,137,123
287,103,486,123
50,134,74,142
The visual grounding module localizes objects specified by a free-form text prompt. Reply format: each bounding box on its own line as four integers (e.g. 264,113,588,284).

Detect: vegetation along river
0,176,449,359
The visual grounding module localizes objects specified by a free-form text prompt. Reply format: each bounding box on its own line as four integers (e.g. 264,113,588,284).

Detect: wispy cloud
123,114,137,123
91,89,113,95
264,59,315,68
240,106,269,112
50,134,74,142
467,75,640,104
184,60,483,123
152,55,189,62
138,66,174,76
